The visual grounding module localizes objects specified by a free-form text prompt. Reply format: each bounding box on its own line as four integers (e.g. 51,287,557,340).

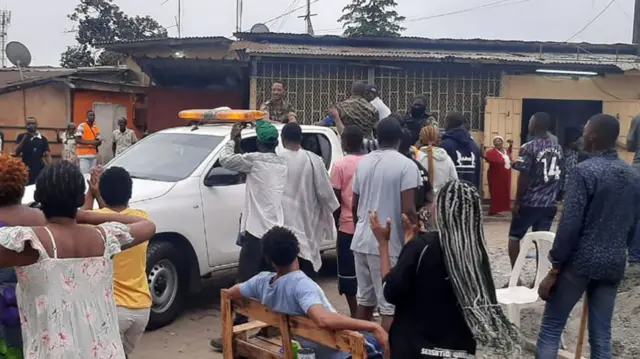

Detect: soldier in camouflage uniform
260,81,297,123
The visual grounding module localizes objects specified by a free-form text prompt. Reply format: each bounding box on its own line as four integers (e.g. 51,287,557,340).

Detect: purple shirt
513,137,565,208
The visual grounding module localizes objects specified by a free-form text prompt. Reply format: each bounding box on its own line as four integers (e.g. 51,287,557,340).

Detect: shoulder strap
415,237,430,275
43,227,58,259
86,122,98,139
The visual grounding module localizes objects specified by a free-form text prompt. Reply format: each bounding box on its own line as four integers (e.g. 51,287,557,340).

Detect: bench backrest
221,290,367,359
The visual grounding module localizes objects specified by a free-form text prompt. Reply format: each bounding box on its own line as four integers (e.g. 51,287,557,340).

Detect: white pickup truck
22,123,343,329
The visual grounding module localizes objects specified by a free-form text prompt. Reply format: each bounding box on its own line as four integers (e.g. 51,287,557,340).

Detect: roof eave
99,37,234,52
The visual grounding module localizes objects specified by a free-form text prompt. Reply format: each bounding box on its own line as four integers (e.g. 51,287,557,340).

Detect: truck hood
21,177,175,205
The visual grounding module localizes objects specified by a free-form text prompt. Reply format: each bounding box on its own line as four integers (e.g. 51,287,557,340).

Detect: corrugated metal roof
233,42,639,69
235,32,638,55
0,66,138,91
99,36,233,48
0,69,75,88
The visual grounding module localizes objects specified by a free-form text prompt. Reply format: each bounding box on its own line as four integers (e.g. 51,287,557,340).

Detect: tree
61,0,168,68
339,0,405,37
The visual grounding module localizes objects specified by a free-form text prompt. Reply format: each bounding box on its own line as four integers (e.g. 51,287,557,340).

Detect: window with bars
254,60,502,131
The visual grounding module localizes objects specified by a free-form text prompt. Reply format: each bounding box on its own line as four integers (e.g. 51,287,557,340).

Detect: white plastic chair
496,231,554,326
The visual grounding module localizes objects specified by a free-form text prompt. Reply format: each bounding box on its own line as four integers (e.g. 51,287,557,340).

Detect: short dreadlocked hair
0,154,29,207
435,180,521,356
34,161,86,219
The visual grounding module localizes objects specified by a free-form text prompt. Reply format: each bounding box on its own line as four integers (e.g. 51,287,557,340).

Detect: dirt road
131,222,513,359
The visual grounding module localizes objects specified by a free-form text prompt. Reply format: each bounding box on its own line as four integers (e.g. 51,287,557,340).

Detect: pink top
330,154,365,234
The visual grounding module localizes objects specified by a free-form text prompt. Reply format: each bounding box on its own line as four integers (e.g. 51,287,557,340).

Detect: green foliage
61,0,167,68
339,0,406,37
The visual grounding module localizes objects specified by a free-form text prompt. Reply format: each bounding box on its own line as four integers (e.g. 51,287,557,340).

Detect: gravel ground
132,221,639,359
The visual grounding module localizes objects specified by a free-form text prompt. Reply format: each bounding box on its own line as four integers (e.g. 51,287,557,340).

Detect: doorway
521,99,602,147
93,103,127,164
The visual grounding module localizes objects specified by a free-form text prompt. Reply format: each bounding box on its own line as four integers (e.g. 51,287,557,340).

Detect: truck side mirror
204,167,243,187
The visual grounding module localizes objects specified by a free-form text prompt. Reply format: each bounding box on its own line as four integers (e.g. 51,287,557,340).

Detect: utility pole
298,0,316,35
634,0,640,43
236,0,243,33
0,9,10,68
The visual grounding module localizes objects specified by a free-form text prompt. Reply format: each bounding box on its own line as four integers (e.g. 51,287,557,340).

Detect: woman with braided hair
418,125,458,193
370,180,520,359
0,161,156,358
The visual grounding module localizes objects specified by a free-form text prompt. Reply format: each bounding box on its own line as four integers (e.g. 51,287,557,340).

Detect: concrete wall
501,73,640,101
0,84,70,156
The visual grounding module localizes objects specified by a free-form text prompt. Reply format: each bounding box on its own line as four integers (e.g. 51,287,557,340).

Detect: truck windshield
109,133,224,182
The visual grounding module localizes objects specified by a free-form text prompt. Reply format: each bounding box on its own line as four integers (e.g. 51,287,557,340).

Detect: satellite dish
6,41,31,81
250,23,270,33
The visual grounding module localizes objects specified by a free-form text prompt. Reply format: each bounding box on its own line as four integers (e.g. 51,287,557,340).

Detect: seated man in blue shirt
225,226,388,359
536,114,640,358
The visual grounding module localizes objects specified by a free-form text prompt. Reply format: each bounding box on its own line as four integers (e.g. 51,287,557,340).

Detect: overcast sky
2,0,636,66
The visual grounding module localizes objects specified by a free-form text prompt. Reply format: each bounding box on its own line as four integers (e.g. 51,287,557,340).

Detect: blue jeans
536,267,620,359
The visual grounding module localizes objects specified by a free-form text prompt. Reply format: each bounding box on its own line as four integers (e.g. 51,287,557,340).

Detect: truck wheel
146,241,185,330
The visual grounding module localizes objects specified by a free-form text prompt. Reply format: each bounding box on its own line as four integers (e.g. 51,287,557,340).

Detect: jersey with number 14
513,137,565,208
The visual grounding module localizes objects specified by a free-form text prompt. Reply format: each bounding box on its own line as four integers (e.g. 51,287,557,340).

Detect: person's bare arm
43,151,52,166
352,193,359,227
307,305,389,355
41,137,52,165
0,245,40,268
224,285,244,300
82,212,156,250
308,305,379,332
514,173,529,214
400,189,418,225
14,134,27,155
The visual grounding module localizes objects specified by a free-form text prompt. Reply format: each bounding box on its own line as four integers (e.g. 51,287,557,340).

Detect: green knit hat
255,120,278,143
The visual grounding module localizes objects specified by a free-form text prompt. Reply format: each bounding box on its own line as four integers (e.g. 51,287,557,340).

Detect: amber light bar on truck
179,107,267,123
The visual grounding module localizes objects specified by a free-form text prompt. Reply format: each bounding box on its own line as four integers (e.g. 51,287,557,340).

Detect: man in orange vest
75,110,102,174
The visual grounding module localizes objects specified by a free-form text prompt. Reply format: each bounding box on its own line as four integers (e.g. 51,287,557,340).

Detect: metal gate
254,61,502,130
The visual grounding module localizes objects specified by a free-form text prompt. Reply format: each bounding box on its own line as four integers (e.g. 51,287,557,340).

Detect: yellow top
94,207,152,309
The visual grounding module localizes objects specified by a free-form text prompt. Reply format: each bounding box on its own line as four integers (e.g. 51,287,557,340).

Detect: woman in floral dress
0,161,156,359
0,155,47,358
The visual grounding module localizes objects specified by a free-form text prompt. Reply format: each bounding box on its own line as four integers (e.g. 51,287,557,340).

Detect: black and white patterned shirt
551,150,640,281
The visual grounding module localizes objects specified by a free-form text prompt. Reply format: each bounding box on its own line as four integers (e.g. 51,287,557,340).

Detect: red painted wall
145,88,244,132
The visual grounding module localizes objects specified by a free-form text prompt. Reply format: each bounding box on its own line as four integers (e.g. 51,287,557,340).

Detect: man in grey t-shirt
351,117,422,332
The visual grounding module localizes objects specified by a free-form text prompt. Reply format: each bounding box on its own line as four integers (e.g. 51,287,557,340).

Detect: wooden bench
221,289,368,359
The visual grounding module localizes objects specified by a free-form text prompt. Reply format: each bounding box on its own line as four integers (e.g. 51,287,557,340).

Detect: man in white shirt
112,117,138,157
216,121,288,325
351,116,421,332
364,84,391,122
279,123,339,280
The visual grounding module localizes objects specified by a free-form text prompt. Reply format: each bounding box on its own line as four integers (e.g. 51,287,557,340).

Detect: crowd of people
5,111,139,185
213,80,640,359
0,78,638,359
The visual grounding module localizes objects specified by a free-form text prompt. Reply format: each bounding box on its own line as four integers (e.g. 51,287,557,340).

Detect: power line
275,0,301,31
613,0,631,20
405,0,528,23
315,0,531,33
566,0,617,42
261,0,320,26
